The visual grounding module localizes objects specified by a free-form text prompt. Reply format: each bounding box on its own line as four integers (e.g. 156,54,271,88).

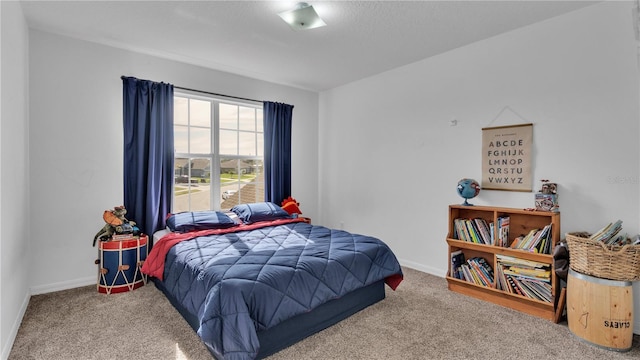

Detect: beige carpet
8,267,640,359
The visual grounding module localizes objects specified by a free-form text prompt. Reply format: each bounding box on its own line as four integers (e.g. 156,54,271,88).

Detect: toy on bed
92,205,139,246
281,196,302,216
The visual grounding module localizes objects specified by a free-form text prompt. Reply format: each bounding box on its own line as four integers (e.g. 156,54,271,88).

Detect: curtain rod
174,86,262,104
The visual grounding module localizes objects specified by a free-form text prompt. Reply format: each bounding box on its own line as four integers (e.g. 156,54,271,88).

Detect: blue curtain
122,76,174,247
263,101,294,205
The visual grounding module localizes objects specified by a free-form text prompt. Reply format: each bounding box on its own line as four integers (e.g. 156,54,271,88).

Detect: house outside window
173,93,264,212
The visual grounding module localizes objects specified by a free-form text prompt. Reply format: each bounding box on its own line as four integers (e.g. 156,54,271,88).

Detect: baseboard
30,276,95,295
1,291,30,360
398,258,446,278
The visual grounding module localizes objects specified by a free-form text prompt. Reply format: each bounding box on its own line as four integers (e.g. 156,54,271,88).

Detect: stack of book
589,220,623,244
453,216,511,247
453,218,492,245
587,220,640,246
509,224,553,254
453,255,494,287
495,254,551,302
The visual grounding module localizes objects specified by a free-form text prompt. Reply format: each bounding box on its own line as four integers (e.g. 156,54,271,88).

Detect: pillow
153,228,171,243
231,202,291,224
224,211,240,223
166,211,237,233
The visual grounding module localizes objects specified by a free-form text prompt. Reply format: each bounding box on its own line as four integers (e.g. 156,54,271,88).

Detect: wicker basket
565,233,640,281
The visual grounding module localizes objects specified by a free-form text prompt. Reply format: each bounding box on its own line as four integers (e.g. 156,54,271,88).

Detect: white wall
9,0,640,353
0,1,30,358
319,2,640,332
28,30,319,293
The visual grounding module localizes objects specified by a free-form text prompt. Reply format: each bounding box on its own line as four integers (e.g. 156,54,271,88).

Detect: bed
142,202,403,360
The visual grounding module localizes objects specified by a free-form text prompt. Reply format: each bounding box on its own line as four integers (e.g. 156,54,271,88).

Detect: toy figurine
535,180,559,212
93,205,139,246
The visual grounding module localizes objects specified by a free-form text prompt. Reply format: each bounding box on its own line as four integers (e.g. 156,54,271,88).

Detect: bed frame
152,278,386,359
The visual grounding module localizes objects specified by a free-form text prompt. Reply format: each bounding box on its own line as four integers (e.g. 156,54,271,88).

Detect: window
173,93,264,212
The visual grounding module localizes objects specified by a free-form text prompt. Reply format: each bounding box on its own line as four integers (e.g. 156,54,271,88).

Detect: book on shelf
459,257,494,287
454,218,470,242
453,219,470,242
460,264,473,283
468,264,485,285
506,276,524,296
520,278,552,302
502,270,550,282
496,254,551,302
463,220,477,243
527,228,544,249
502,266,550,279
495,264,508,291
477,257,495,279
453,218,492,245
489,223,500,246
513,277,551,302
497,254,544,268
511,229,537,250
535,225,553,254
450,250,465,279
473,218,493,245
469,259,491,286
465,220,482,244
516,279,541,300
515,278,537,298
497,255,550,277
509,224,553,254
532,225,552,254
497,216,510,247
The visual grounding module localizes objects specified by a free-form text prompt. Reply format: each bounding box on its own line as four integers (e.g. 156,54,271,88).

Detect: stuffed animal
539,179,558,195
93,206,138,246
281,196,302,216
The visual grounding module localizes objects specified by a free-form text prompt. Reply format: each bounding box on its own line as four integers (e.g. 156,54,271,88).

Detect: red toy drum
97,235,148,294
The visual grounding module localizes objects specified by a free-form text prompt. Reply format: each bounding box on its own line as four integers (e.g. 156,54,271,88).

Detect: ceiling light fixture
278,2,326,31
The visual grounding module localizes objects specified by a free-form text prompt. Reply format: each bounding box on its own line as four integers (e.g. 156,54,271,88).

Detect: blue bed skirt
152,277,386,359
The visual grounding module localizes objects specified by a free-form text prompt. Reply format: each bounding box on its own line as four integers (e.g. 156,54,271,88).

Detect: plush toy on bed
92,205,139,246
281,196,302,216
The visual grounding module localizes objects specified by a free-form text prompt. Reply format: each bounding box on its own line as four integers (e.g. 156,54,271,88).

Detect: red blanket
141,217,307,280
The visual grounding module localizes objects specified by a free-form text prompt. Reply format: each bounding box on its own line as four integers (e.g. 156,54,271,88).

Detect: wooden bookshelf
445,204,561,322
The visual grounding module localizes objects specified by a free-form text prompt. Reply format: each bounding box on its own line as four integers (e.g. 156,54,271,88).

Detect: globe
457,178,480,206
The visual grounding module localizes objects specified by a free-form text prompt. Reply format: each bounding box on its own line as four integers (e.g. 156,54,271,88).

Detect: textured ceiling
21,1,598,91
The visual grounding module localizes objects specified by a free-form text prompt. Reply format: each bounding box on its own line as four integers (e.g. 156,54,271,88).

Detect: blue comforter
160,221,402,359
